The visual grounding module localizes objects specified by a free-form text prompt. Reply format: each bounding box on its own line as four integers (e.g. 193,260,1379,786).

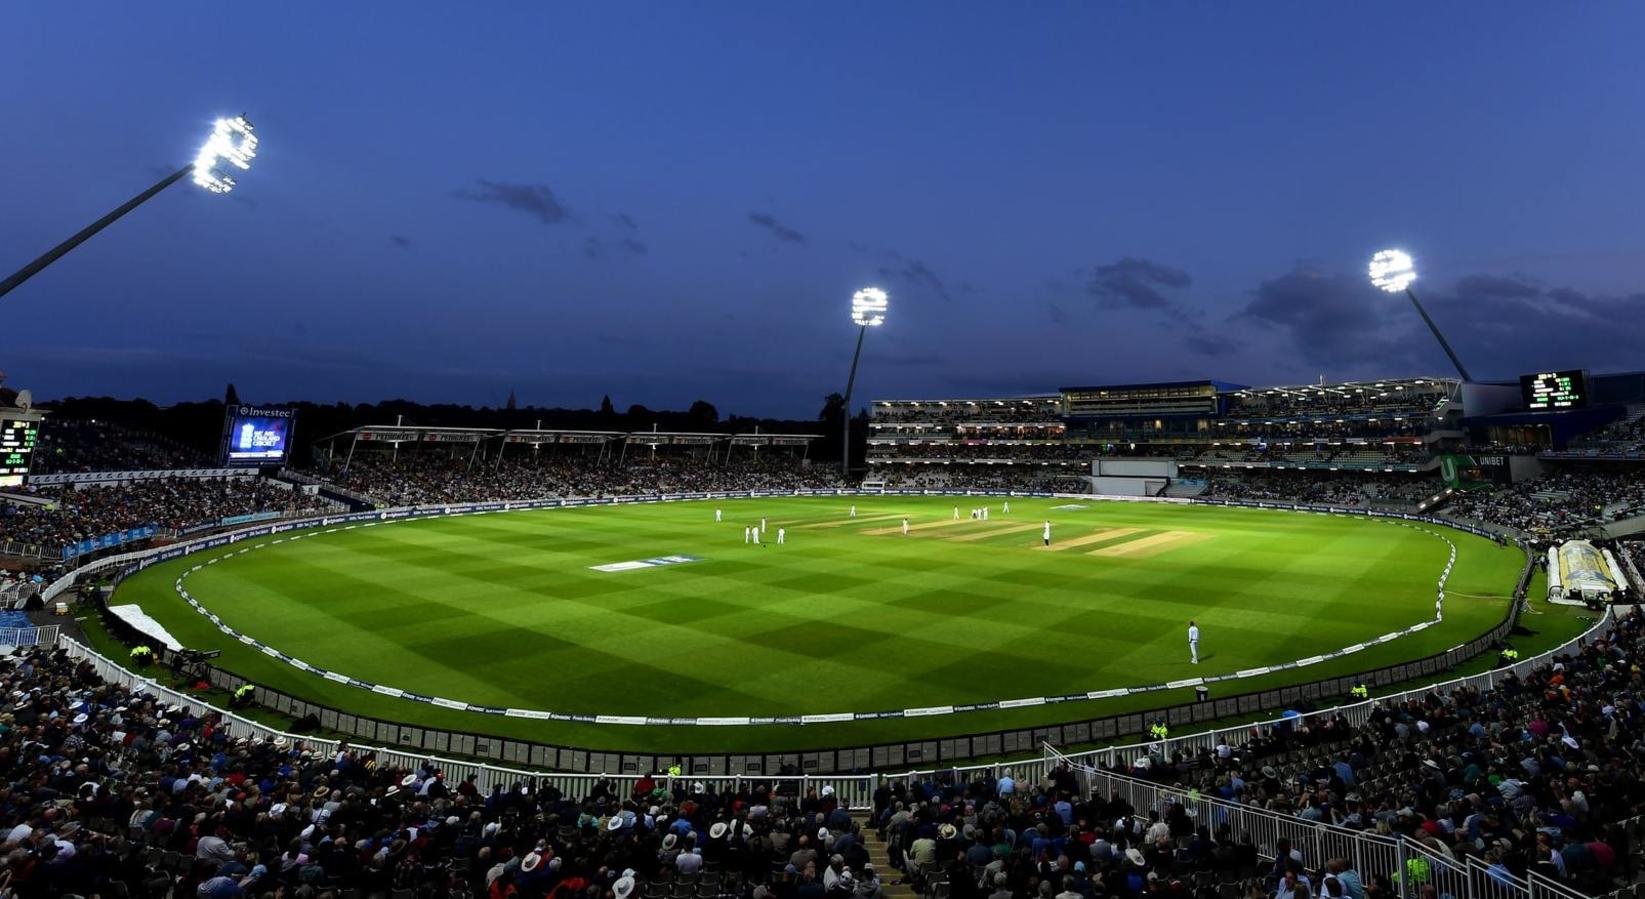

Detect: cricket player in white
901,518,910,536
777,527,786,545
760,517,767,533
849,505,856,518
744,527,751,544
1003,500,1010,514
1042,520,1051,546
715,508,722,522
982,507,989,521
1188,620,1200,664
752,527,761,545
953,506,959,519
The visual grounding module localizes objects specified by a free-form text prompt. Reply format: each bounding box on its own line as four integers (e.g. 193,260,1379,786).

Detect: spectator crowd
1,479,331,558
4,606,1644,897
323,453,843,508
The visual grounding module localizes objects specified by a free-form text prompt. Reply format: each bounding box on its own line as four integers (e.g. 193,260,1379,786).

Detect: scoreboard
0,417,41,488
1520,370,1589,411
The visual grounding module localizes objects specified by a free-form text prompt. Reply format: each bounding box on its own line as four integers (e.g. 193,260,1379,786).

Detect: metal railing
53,633,878,808
1039,609,1618,899
0,625,59,646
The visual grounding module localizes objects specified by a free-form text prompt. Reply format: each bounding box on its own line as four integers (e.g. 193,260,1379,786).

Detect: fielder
1188,620,1200,664
1003,500,1010,514
849,505,857,518
760,517,767,533
715,508,722,522
777,527,786,545
752,527,761,545
744,526,751,544
1042,520,1051,547
953,506,960,520
901,518,910,536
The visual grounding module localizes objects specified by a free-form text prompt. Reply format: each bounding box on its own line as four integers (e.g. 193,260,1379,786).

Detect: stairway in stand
859,822,918,899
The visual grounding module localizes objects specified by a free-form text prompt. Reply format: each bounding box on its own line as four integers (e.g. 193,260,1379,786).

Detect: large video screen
1520,370,1589,411
0,417,41,487
222,406,296,465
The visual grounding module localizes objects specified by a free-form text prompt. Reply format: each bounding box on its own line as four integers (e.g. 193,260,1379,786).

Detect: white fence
1037,609,1617,899
55,634,878,808
0,625,59,647
1043,607,1613,772
1,579,42,609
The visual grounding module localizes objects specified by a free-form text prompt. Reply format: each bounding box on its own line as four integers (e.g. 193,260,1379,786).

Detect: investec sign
238,406,295,420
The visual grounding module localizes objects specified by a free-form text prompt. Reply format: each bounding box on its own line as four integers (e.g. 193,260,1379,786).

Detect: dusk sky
3,3,1644,418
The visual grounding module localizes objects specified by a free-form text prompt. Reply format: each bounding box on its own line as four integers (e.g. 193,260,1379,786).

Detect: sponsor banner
63,525,159,561
221,510,283,527
30,467,253,486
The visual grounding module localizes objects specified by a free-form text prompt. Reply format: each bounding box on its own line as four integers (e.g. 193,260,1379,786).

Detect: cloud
454,179,573,225
1452,273,1540,300
747,211,806,244
1423,276,1645,375
850,243,953,302
390,235,412,249
877,254,952,303
1046,302,1070,325
1237,265,1410,367
1086,257,1192,310
1184,334,1238,357
583,235,649,259
613,213,638,231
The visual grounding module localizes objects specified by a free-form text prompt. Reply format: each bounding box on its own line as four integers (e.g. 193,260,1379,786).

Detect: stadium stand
320,451,842,508
9,387,1645,898
4,606,1644,898
1443,472,1645,540
1,478,331,560
31,420,212,475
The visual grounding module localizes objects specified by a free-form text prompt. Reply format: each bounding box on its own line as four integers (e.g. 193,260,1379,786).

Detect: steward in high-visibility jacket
231,683,255,708
129,645,154,667
1350,682,1370,701
1498,647,1520,667
1149,720,1169,741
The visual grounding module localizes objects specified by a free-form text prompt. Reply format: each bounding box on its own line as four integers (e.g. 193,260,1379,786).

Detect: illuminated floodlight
1368,249,1416,293
192,116,259,193
851,287,889,327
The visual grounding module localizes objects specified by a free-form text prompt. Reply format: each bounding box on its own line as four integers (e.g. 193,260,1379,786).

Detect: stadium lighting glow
851,286,889,327
0,111,262,302
1368,249,1416,293
192,116,259,193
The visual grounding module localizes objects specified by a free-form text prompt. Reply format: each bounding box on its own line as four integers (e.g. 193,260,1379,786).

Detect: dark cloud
1086,257,1192,310
1237,265,1410,367
747,212,806,244
390,235,412,249
1424,276,1645,375
1046,302,1070,325
1453,273,1540,300
1184,334,1236,357
877,254,952,303
583,236,648,260
613,212,638,231
454,179,573,225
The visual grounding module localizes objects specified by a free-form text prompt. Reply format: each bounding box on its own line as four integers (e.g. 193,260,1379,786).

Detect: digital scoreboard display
221,406,296,466
1520,370,1589,411
0,418,41,488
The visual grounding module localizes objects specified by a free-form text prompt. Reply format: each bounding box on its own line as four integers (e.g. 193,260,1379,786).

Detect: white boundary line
164,495,1465,726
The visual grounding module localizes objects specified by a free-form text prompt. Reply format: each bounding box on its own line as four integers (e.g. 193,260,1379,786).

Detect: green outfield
111,496,1530,753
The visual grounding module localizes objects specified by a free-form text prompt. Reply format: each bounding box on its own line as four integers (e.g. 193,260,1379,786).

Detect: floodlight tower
1368,249,1473,382
841,287,889,480
0,116,259,301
